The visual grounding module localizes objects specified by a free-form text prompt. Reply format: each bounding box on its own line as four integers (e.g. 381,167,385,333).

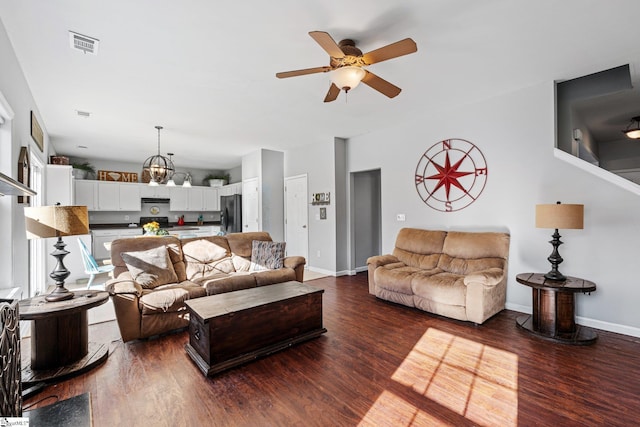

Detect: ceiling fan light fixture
623,116,640,139
330,66,366,92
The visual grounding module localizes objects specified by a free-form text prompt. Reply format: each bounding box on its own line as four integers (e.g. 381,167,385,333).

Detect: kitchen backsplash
88,201,221,225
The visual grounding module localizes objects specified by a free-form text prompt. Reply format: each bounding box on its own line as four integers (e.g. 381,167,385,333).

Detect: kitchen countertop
90,221,221,230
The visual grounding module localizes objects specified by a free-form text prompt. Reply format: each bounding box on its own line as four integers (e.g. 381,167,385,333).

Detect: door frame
284,174,309,264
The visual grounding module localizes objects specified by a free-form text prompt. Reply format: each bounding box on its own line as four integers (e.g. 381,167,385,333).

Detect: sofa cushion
441,231,510,260
252,268,296,286
374,265,423,295
121,246,179,289
138,281,206,314
437,254,506,275
226,231,272,258
250,241,286,271
181,236,235,280
199,272,257,295
411,272,466,306
110,236,187,282
392,228,447,269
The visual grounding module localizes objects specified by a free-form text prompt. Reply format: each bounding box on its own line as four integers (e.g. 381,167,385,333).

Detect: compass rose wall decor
415,138,488,212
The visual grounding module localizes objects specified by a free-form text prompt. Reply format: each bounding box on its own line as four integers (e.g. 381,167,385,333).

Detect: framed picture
30,111,44,152
18,146,30,204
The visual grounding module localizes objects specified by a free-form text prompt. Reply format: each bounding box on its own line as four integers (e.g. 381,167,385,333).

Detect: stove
139,216,170,229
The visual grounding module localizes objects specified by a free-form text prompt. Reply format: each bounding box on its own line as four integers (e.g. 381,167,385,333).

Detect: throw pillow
250,241,286,271
121,246,179,289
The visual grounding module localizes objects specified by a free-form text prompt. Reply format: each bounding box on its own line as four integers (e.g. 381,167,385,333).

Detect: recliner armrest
463,268,505,288
367,254,399,268
283,256,306,269
105,272,143,297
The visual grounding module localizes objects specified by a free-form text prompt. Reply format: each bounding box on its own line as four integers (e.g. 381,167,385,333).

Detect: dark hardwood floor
23,273,640,426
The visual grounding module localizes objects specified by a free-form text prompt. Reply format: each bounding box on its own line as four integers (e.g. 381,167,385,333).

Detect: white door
284,175,308,261
242,178,260,232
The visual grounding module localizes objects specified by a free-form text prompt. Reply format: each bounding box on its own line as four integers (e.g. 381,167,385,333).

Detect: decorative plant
204,173,230,185
71,162,96,173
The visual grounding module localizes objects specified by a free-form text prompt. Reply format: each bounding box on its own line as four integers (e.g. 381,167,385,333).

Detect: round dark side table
19,290,110,384
515,273,597,345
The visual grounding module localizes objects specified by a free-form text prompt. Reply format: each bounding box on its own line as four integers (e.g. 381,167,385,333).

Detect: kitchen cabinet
92,228,141,260
119,183,141,211
87,181,142,211
140,184,170,198
217,182,242,197
169,187,189,211
97,182,119,210
188,187,204,211
46,165,74,205
204,188,219,211
74,180,98,210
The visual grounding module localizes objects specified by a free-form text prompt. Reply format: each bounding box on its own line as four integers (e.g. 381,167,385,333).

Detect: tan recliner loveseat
367,228,510,324
106,232,305,342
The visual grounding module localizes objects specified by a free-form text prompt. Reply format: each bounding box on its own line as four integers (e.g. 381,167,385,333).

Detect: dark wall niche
556,65,640,185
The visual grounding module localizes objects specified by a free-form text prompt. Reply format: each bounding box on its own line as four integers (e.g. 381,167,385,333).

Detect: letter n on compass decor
415,138,488,212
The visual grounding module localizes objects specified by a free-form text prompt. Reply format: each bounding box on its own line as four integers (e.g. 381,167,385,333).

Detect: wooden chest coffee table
184,281,326,376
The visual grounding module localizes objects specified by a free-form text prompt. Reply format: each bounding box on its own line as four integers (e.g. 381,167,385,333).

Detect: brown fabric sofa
105,232,305,342
367,228,510,324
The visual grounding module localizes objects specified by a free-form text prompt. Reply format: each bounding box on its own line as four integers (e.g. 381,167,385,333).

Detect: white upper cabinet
74,180,98,210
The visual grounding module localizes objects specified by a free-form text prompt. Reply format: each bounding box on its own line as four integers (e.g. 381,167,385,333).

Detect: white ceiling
2,0,640,170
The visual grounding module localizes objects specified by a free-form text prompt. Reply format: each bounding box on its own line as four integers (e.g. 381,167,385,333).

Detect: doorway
284,174,309,262
351,169,381,272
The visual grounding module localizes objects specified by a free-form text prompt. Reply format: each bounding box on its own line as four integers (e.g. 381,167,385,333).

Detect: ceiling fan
276,31,417,102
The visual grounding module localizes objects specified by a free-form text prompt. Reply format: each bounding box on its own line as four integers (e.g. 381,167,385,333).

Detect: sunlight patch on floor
360,328,518,427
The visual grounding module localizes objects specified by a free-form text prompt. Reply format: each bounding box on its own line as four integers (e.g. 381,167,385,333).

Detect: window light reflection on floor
359,328,518,427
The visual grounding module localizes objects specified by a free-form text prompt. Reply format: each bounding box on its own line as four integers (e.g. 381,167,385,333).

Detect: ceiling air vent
69,31,99,55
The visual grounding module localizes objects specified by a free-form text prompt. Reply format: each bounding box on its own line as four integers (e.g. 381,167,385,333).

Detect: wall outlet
124,215,129,221
397,214,406,221
174,215,179,219
317,250,321,258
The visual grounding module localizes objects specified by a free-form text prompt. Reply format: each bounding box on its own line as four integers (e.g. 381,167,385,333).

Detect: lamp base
45,286,74,302
544,271,567,281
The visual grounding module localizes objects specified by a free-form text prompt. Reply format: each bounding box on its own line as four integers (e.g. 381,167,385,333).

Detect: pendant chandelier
142,125,174,185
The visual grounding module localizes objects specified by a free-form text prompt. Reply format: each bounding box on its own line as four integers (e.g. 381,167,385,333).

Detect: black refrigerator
220,194,242,234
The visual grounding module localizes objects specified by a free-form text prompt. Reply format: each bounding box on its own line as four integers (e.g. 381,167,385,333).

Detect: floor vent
69,31,99,55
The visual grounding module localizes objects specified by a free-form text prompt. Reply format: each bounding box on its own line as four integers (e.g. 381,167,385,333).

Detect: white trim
355,266,368,273
0,91,15,122
554,148,640,196
505,302,640,338
306,266,355,277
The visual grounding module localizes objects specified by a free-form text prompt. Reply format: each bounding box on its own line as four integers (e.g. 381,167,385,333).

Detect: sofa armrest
463,268,505,288
284,256,306,282
105,272,143,297
366,254,399,268
283,256,306,269
366,254,400,295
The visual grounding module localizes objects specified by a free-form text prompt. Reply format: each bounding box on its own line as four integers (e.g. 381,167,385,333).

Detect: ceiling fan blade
276,66,332,79
324,83,340,103
362,38,417,65
309,31,345,58
362,71,402,98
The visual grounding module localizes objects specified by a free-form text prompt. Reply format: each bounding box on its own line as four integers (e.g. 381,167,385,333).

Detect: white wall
346,81,640,336
0,20,50,292
285,141,337,274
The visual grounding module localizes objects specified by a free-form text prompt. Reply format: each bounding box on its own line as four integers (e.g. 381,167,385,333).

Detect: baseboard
306,267,357,277
505,302,640,338
307,266,336,276
576,316,640,339
355,266,368,273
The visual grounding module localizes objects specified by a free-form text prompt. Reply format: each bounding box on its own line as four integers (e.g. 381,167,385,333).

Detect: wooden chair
78,238,115,290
